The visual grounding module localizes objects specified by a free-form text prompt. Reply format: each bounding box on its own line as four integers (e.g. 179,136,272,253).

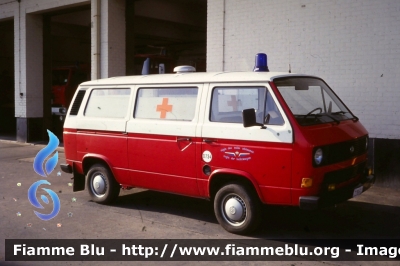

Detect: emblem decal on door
221,147,254,161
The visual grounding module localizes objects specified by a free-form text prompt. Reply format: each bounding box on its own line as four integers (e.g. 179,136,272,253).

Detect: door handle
176,137,192,151
203,138,217,143
177,137,191,142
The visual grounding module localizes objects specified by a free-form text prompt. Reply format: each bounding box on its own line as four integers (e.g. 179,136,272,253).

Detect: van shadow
113,189,216,224
112,189,400,239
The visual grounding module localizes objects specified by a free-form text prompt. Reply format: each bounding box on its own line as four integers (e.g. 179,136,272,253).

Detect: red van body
61,71,374,234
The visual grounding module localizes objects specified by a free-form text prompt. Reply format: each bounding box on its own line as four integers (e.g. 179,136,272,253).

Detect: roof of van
80,71,316,86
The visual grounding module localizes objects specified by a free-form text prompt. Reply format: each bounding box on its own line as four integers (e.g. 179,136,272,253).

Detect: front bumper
299,173,375,210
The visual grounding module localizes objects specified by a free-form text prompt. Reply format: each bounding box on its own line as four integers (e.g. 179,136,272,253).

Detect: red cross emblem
156,98,173,119
227,95,240,111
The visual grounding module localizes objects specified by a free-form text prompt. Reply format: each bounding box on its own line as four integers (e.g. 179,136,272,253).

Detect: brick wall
207,0,400,140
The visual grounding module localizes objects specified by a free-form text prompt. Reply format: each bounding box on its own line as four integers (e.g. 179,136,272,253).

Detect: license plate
353,186,363,197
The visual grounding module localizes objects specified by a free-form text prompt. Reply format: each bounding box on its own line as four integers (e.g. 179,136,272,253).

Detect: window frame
134,86,199,121
83,87,132,119
209,85,284,126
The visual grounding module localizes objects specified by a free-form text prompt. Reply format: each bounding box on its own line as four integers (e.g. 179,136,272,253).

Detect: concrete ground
0,139,399,266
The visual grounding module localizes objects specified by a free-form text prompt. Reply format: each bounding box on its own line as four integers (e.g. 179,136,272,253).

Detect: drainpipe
17,0,22,97
222,0,226,71
92,0,101,80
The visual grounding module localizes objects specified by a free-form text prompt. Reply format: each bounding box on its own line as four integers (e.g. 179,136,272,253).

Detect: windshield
273,77,356,126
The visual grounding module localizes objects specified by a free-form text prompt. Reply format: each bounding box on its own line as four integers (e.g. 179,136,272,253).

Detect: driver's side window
264,91,284,125
210,86,264,124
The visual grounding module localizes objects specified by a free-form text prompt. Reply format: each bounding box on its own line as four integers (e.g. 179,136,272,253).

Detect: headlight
365,136,369,150
314,148,323,165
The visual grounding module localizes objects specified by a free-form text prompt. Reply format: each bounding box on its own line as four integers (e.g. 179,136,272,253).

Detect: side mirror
242,108,265,128
59,107,67,114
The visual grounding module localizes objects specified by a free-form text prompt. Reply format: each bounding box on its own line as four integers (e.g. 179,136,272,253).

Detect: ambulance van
61,55,375,234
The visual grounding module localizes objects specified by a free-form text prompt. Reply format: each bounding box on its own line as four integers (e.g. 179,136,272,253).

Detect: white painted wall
207,0,400,139
24,14,43,117
100,0,125,78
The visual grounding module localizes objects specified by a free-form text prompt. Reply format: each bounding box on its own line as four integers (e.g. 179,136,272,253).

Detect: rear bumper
299,174,375,210
60,163,72,173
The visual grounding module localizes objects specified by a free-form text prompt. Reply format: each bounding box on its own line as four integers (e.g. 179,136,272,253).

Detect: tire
214,183,261,234
86,163,120,204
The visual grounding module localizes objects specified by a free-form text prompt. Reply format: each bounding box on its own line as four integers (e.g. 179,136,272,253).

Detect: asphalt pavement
0,139,399,266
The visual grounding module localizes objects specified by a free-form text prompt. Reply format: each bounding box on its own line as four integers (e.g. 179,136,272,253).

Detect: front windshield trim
272,76,356,126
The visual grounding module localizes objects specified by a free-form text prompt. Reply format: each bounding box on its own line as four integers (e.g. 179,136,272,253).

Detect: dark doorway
126,0,207,75
0,20,15,139
43,5,91,141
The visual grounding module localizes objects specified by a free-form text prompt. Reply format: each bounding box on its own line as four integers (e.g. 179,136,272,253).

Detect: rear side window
84,88,131,118
135,87,198,121
69,90,86,115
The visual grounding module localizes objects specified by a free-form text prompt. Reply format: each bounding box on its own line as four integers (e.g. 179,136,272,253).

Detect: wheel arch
82,154,116,179
85,159,120,204
208,169,265,203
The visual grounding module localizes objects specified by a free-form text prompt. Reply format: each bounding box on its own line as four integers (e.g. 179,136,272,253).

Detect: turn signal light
328,184,336,191
301,178,313,188
368,168,373,176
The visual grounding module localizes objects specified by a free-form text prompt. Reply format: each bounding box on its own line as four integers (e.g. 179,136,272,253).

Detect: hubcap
92,174,106,196
221,194,247,226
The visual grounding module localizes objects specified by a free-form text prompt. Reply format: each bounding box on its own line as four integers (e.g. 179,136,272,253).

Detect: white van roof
80,72,315,86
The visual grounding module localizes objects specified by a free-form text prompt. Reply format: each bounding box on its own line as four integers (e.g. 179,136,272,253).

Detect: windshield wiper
298,113,340,125
322,113,340,124
331,111,347,115
331,111,359,122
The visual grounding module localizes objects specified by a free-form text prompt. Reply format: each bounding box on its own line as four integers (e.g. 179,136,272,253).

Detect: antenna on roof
289,64,291,73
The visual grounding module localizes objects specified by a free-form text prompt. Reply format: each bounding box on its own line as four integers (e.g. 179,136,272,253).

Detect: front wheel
86,164,120,204
214,183,261,234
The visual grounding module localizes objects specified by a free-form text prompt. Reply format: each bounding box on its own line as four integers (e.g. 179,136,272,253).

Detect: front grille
323,161,366,186
314,135,367,167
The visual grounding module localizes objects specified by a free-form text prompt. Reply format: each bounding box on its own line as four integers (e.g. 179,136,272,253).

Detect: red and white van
61,60,374,234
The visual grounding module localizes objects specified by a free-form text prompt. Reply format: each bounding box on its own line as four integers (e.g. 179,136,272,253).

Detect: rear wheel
214,183,261,234
86,164,120,204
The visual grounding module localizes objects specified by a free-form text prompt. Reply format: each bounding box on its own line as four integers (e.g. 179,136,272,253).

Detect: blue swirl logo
28,180,61,220
28,130,61,221
33,130,59,177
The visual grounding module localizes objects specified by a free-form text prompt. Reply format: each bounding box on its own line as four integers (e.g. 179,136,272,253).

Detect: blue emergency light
253,53,269,72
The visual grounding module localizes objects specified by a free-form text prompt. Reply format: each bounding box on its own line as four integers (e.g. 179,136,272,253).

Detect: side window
265,91,284,125
135,87,198,121
84,88,131,118
69,90,86,115
210,87,266,123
